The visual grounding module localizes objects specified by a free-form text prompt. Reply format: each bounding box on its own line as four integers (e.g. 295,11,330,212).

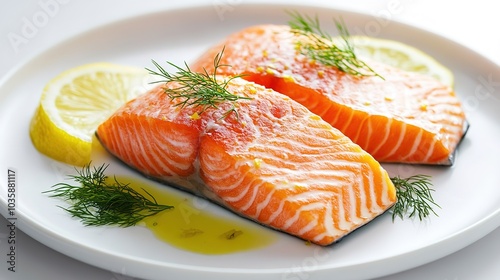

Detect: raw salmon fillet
96,77,397,246
190,25,468,165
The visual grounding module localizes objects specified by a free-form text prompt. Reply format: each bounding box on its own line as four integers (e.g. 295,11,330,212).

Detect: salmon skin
190,25,469,165
96,77,397,246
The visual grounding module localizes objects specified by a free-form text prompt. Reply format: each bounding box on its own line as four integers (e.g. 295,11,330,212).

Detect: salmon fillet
190,25,468,165
96,77,397,246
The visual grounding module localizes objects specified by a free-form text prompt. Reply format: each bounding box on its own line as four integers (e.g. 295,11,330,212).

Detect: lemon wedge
341,36,454,86
30,63,151,166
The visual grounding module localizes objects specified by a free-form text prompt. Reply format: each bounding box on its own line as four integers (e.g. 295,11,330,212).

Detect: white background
1,0,499,279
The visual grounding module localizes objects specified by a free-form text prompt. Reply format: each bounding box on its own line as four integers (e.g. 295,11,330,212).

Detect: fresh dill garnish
43,163,173,227
391,175,439,221
221,229,243,240
287,11,382,78
146,47,252,117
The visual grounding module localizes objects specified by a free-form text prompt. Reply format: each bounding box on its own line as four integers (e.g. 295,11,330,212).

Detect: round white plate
1,3,499,280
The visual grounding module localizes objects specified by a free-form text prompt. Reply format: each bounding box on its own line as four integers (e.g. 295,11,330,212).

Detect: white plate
1,3,500,280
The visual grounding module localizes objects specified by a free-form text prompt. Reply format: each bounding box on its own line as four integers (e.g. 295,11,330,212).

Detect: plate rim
1,2,500,280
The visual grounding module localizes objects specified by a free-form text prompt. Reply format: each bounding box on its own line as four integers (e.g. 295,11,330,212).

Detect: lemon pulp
30,63,150,166
341,36,454,86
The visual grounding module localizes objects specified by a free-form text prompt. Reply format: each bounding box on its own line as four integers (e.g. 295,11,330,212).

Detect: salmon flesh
96,77,397,246
190,25,469,165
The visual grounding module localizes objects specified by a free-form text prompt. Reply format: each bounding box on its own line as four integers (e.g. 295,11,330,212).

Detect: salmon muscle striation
96,77,397,246
190,25,469,165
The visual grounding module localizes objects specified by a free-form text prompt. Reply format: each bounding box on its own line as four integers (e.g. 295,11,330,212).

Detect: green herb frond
146,48,252,117
43,163,173,227
287,11,382,79
391,174,440,221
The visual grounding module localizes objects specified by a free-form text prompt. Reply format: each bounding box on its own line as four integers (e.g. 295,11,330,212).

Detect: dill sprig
146,48,252,117
288,11,382,78
391,175,440,221
43,163,173,227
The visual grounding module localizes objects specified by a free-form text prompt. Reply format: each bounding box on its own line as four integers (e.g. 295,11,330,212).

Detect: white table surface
1,1,499,279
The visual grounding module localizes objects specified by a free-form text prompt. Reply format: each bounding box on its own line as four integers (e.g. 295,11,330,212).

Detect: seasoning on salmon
190,25,469,165
96,77,397,246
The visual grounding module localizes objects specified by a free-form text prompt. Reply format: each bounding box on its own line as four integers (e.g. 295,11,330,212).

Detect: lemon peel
30,63,151,166
340,36,454,86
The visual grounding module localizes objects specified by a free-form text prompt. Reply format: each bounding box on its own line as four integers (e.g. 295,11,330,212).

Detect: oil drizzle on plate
116,176,278,254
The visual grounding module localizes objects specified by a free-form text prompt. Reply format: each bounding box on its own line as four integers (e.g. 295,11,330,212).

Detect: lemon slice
30,63,151,166
341,36,454,86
